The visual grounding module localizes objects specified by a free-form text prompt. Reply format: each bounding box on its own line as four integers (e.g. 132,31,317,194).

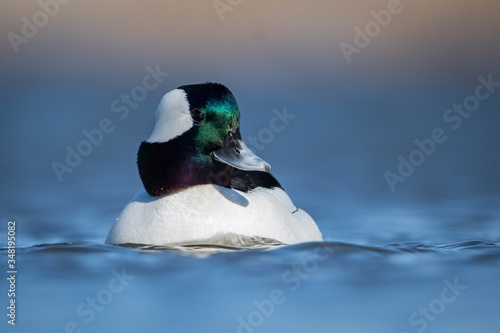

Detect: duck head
138,82,270,197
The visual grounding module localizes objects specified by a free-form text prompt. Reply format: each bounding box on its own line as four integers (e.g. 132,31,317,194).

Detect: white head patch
146,89,193,143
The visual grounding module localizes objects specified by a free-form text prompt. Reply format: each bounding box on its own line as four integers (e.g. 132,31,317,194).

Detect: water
1,179,500,332
2,83,500,332
2,74,500,333
2,239,500,333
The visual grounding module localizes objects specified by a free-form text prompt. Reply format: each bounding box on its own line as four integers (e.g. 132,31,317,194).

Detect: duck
105,82,322,246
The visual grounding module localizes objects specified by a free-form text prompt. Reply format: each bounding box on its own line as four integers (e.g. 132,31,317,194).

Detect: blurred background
1,0,499,243
1,1,499,332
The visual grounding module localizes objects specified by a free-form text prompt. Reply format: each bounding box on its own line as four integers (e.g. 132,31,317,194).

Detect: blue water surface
2,70,500,333
2,76,500,332
1,167,500,333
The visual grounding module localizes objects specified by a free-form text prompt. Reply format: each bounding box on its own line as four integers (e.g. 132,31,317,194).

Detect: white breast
106,185,322,245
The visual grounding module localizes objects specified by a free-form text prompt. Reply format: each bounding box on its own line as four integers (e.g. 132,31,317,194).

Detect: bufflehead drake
106,83,322,246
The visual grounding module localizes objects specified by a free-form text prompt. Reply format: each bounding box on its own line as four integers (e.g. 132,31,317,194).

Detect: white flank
106,185,323,245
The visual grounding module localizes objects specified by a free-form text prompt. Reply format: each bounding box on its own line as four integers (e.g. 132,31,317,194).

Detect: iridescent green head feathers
178,83,241,155
139,82,270,196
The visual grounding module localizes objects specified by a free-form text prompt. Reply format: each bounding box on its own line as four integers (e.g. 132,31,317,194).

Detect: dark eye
190,109,205,123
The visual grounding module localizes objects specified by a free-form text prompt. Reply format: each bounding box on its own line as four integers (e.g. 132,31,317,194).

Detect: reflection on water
1,238,499,332
1,81,498,331
1,83,498,332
